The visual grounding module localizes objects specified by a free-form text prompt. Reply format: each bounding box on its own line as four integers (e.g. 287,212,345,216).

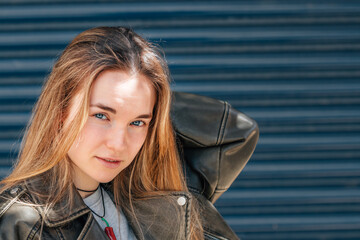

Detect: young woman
0,27,258,240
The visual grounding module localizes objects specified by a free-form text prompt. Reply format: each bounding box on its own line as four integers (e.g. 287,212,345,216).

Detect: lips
95,156,123,169
102,158,119,162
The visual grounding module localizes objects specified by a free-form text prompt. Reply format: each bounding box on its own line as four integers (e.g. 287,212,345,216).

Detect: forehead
90,70,155,113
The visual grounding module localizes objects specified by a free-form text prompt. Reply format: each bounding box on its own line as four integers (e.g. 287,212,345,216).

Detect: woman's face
67,70,155,190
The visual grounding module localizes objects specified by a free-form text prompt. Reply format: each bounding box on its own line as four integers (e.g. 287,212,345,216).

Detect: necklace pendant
105,226,117,240
101,217,117,240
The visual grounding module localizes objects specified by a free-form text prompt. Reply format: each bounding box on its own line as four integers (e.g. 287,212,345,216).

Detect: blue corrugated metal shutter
0,1,359,239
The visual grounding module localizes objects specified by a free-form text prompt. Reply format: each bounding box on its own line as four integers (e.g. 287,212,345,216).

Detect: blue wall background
0,1,359,239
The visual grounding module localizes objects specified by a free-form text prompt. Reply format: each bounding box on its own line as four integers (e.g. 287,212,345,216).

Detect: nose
105,127,127,153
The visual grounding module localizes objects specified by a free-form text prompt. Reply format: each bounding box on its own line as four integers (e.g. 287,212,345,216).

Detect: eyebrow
91,103,116,114
90,103,152,119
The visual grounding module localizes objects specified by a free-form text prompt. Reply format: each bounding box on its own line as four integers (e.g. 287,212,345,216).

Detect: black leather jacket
0,92,259,240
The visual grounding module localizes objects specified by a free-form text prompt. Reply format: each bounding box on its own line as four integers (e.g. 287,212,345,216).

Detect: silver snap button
10,187,20,196
177,196,186,206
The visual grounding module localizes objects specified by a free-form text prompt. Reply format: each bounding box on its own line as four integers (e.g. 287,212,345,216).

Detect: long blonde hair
1,27,202,239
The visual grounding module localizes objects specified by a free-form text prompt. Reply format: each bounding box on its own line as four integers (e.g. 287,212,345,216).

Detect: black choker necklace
76,185,99,193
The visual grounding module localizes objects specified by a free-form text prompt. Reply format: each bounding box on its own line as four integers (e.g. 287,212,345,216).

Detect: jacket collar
23,178,91,227
23,178,192,239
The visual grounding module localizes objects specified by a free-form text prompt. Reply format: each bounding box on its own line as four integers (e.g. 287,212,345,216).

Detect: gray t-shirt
83,187,136,240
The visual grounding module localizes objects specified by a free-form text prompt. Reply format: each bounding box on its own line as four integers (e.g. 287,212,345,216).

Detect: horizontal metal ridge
232,176,360,188
1,2,360,20
1,27,360,45
3,43,360,58
2,54,360,72
244,161,360,173
1,17,360,33
219,188,360,201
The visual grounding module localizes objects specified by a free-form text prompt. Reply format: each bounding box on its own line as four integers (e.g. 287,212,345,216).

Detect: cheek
70,122,105,151
128,129,149,156
81,123,103,140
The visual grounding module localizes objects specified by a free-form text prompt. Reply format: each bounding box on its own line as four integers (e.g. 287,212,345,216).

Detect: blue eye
94,113,108,120
131,120,144,127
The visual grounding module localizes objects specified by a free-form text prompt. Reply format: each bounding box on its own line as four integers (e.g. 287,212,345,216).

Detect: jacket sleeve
171,91,259,203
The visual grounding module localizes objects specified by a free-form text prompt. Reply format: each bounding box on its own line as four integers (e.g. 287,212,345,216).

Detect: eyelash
93,113,146,127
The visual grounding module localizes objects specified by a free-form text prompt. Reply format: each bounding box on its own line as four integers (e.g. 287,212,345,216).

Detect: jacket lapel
27,184,91,228
77,213,110,240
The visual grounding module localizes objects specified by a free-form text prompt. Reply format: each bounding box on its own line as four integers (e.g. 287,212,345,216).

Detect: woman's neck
76,185,100,198
71,167,100,198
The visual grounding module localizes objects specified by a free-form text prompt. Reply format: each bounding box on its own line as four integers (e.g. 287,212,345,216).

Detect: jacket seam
185,194,190,240
77,213,93,240
212,145,221,201
55,227,65,240
216,101,229,145
44,207,90,227
216,102,230,199
27,219,41,240
176,131,207,147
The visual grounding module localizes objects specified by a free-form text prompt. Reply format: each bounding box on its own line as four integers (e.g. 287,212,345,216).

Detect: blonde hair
1,27,202,239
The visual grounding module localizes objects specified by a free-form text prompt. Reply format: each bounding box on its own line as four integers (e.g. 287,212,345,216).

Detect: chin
94,175,118,184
